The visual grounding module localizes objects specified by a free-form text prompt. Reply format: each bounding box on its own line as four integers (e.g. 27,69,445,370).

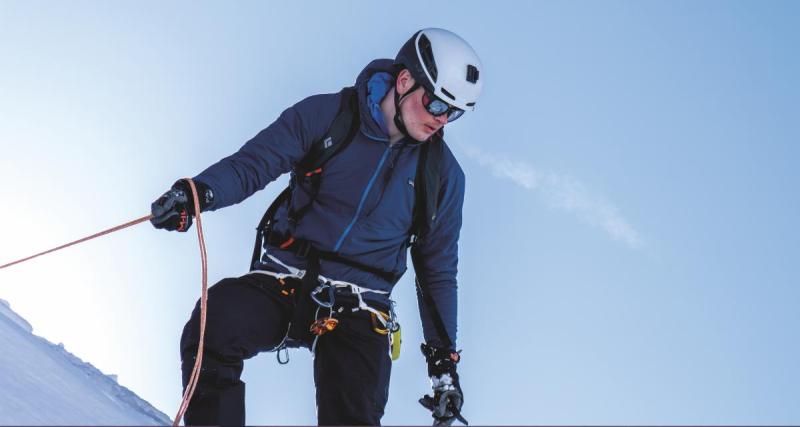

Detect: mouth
425,124,439,133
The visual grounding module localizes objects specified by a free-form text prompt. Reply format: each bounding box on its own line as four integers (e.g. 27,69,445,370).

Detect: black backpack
250,87,445,279
251,86,454,349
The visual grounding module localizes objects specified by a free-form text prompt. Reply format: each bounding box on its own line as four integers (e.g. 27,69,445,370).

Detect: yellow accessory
370,311,402,360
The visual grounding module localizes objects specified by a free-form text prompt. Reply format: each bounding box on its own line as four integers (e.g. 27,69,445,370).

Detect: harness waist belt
265,232,401,284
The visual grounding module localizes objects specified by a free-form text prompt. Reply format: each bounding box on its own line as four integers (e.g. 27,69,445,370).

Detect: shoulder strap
410,133,454,350
410,133,445,243
287,87,359,223
251,87,359,269
295,87,360,174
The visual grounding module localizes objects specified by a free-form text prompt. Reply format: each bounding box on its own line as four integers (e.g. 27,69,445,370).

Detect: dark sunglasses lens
447,108,465,122
426,99,451,116
424,90,465,122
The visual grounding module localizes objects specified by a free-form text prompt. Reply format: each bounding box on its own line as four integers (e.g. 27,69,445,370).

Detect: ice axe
419,390,469,426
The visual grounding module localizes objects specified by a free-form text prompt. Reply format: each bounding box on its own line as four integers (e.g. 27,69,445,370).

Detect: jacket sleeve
192,93,341,210
411,154,466,350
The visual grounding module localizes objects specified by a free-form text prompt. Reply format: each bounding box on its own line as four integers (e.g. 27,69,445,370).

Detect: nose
434,113,448,126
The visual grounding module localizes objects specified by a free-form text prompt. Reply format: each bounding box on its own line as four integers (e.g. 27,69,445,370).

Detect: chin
410,127,435,142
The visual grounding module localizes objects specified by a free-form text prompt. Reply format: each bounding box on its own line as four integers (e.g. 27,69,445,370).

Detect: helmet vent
440,87,456,101
417,34,438,82
466,65,479,83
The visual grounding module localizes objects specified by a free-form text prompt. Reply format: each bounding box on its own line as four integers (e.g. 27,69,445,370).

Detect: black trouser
179,273,392,426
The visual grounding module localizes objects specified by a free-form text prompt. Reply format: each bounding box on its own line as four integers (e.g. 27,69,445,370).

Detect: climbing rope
173,178,207,426
0,179,209,426
0,216,153,270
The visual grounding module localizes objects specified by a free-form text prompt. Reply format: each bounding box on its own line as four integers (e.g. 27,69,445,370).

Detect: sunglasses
421,89,464,122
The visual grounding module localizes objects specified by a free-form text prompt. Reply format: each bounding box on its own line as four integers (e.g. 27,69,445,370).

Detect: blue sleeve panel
193,93,341,211
412,144,466,349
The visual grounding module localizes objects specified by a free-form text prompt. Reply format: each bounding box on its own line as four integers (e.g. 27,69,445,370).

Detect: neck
381,87,404,145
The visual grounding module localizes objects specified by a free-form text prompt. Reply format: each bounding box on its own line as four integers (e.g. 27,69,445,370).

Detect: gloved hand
150,179,214,232
419,343,468,426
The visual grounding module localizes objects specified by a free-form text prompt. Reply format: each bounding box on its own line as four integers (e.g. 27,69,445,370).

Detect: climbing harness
307,274,400,358
252,254,403,362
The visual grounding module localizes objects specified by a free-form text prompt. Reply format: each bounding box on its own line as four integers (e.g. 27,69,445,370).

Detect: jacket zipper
333,146,392,251
364,142,409,219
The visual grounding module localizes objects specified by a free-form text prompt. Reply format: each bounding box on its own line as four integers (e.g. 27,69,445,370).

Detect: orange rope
173,178,208,426
0,215,153,270
0,180,210,426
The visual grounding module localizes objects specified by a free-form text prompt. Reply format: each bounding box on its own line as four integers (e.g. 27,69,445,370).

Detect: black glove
150,179,214,232
419,343,468,426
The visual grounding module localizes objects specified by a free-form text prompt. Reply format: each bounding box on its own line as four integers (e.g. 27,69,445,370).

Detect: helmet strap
393,81,421,141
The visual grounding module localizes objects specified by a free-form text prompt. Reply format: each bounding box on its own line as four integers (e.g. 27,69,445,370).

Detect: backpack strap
251,186,292,269
410,133,455,350
410,132,445,244
294,87,360,174
289,87,360,223
250,87,359,270
413,275,455,350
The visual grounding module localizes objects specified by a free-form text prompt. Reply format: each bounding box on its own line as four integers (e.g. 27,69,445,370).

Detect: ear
396,69,416,96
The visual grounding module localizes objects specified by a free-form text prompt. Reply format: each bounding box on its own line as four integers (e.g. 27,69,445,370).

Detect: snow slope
0,299,171,425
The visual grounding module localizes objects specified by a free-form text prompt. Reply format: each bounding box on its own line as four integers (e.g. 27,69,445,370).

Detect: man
151,28,483,426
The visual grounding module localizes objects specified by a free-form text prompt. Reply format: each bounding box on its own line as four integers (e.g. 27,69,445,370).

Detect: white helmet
395,28,483,111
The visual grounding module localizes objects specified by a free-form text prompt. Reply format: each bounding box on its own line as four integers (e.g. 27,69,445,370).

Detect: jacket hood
354,59,397,142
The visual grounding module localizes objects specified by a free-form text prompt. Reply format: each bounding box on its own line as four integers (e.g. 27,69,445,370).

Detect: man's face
399,87,450,141
394,69,452,141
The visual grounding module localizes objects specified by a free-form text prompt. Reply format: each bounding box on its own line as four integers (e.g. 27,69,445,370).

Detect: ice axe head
419,390,468,426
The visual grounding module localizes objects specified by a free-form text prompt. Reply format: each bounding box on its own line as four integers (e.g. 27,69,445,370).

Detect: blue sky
1,1,798,424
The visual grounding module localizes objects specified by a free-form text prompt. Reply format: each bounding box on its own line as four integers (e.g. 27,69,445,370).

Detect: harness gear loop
370,311,391,335
276,345,290,365
312,275,393,327
251,252,402,361
307,275,402,360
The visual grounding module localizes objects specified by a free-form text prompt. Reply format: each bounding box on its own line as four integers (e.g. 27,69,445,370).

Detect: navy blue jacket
193,59,464,348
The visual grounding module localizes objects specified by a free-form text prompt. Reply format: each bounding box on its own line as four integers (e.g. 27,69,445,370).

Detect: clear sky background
1,1,798,424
